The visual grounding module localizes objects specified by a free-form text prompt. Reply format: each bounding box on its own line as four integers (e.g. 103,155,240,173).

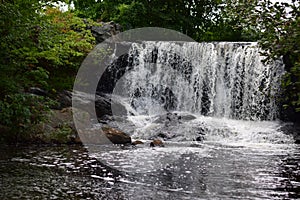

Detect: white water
91,42,299,199
113,41,284,121
106,41,291,143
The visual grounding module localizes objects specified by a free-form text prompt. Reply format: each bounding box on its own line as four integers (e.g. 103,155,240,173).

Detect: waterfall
109,41,284,121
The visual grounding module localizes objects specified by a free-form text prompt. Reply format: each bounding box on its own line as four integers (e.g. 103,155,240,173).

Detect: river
1,117,299,199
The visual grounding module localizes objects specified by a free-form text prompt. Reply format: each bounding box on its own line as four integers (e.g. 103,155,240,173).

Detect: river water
1,116,300,199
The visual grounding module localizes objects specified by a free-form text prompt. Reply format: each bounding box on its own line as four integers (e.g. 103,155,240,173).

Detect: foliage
49,123,74,143
0,94,55,141
0,1,95,96
72,0,248,41
38,7,95,90
0,0,96,142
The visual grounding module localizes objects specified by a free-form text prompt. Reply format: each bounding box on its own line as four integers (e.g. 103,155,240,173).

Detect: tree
72,0,245,41
0,0,96,138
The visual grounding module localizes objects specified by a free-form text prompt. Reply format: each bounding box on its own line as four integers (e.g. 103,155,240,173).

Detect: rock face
72,91,127,120
87,21,122,44
101,126,131,144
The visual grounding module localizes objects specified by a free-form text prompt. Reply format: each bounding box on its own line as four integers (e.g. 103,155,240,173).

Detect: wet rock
153,112,196,125
101,126,131,144
57,90,72,109
153,113,181,127
197,127,206,135
55,90,126,118
97,53,131,95
156,132,175,140
72,91,124,119
194,136,203,142
132,140,144,145
180,114,197,121
150,139,164,147
190,143,202,148
95,95,112,118
279,123,300,144
28,87,48,96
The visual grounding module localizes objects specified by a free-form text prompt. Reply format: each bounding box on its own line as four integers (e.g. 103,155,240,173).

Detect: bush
0,94,54,142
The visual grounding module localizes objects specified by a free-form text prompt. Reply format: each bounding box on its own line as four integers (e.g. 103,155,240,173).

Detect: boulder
153,112,196,125
132,140,144,145
150,139,164,147
57,90,72,109
72,91,127,119
102,126,131,144
87,21,122,44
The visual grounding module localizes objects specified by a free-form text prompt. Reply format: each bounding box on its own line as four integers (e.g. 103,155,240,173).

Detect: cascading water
103,41,290,143
113,41,284,121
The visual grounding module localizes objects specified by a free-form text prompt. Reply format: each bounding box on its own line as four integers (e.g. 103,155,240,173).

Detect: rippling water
1,120,300,199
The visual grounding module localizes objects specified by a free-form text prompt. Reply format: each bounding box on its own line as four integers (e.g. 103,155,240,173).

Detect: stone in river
150,139,164,147
102,126,131,144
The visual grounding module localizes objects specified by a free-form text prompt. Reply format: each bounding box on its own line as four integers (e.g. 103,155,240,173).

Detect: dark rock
87,21,122,44
279,123,300,144
95,94,128,119
153,112,196,125
35,107,81,144
102,126,131,144
280,106,300,125
190,143,202,148
95,95,112,118
194,136,203,142
72,91,119,119
156,132,175,140
0,125,10,143
132,140,144,145
197,127,206,135
180,114,197,121
57,90,72,108
150,139,164,147
28,87,47,96
157,133,168,138
97,53,131,94
153,112,180,124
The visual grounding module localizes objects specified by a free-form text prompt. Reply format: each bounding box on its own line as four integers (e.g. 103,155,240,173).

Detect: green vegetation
0,0,95,139
0,94,55,143
0,0,299,143
72,0,249,41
